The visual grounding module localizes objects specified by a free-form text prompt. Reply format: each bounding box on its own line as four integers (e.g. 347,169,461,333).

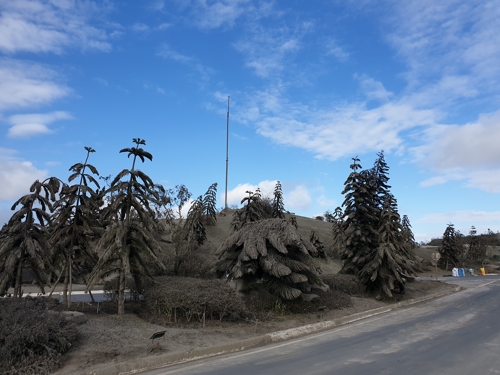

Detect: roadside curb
73,286,461,375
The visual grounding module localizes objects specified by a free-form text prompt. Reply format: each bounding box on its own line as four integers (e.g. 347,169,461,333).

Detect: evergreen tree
202,182,218,226
230,189,265,232
50,147,101,306
271,181,286,219
331,207,346,257
216,219,324,300
401,215,417,250
358,194,420,299
438,223,460,270
0,178,62,297
86,138,166,314
340,157,379,275
467,225,486,261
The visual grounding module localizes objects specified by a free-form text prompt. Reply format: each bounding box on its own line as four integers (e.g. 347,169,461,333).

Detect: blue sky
1,0,500,243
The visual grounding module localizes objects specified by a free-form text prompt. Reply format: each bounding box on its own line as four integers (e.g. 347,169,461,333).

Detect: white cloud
8,124,52,138
132,23,149,33
237,86,439,161
186,0,253,30
324,38,349,62
356,75,393,102
157,44,192,63
234,26,303,78
387,0,500,103
0,148,48,202
415,111,500,192
0,59,71,111
0,0,113,54
224,180,277,207
157,23,171,30
6,111,73,138
317,195,336,208
285,185,312,211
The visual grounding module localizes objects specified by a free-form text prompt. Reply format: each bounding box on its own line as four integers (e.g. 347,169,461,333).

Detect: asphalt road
142,276,500,375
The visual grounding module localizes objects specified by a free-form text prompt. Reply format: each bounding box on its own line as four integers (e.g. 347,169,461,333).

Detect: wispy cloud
131,23,149,33
323,37,349,62
184,0,254,30
234,25,306,78
157,44,214,85
0,59,71,111
387,0,500,104
236,85,439,161
6,111,73,138
0,0,114,54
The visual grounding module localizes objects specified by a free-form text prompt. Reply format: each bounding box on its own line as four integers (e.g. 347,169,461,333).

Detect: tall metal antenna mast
224,96,230,210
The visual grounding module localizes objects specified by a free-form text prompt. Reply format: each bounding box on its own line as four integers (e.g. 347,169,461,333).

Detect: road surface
142,276,500,375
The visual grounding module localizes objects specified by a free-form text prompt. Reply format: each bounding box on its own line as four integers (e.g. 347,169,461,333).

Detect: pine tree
438,223,461,270
0,178,62,297
202,182,218,226
358,194,420,299
230,189,265,232
331,207,346,257
271,181,286,219
340,157,379,275
401,215,417,250
467,226,486,261
86,138,166,314
216,219,324,300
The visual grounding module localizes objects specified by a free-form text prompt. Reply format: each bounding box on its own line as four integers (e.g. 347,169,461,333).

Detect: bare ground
53,279,457,375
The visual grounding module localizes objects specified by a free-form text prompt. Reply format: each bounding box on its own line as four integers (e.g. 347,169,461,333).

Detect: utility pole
225,96,230,210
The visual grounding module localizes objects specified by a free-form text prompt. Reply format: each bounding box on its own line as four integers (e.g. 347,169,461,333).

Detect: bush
0,297,78,375
285,290,352,314
141,276,247,324
322,274,367,296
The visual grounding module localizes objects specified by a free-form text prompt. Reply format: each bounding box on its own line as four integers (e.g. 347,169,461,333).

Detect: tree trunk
14,259,23,298
67,257,73,308
117,262,126,315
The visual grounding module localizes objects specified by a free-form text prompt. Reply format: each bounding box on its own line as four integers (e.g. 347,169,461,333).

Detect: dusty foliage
285,290,352,314
141,276,247,324
321,274,367,296
216,219,323,301
0,297,78,375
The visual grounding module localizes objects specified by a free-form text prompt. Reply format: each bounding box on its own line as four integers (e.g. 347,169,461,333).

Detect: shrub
322,274,367,296
285,290,352,314
141,276,247,324
0,297,78,375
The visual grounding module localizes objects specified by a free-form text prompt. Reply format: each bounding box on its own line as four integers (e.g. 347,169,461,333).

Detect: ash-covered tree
340,153,419,298
86,138,166,314
49,147,101,306
330,207,346,257
216,219,324,300
467,226,486,261
368,151,391,211
340,157,379,275
230,189,266,232
401,215,417,250
309,230,327,259
202,182,218,226
271,181,286,219
358,194,420,299
0,178,62,297
438,223,461,270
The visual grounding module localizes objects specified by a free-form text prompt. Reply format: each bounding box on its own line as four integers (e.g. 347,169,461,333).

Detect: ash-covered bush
322,274,367,296
0,297,78,375
142,276,247,324
285,290,352,314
